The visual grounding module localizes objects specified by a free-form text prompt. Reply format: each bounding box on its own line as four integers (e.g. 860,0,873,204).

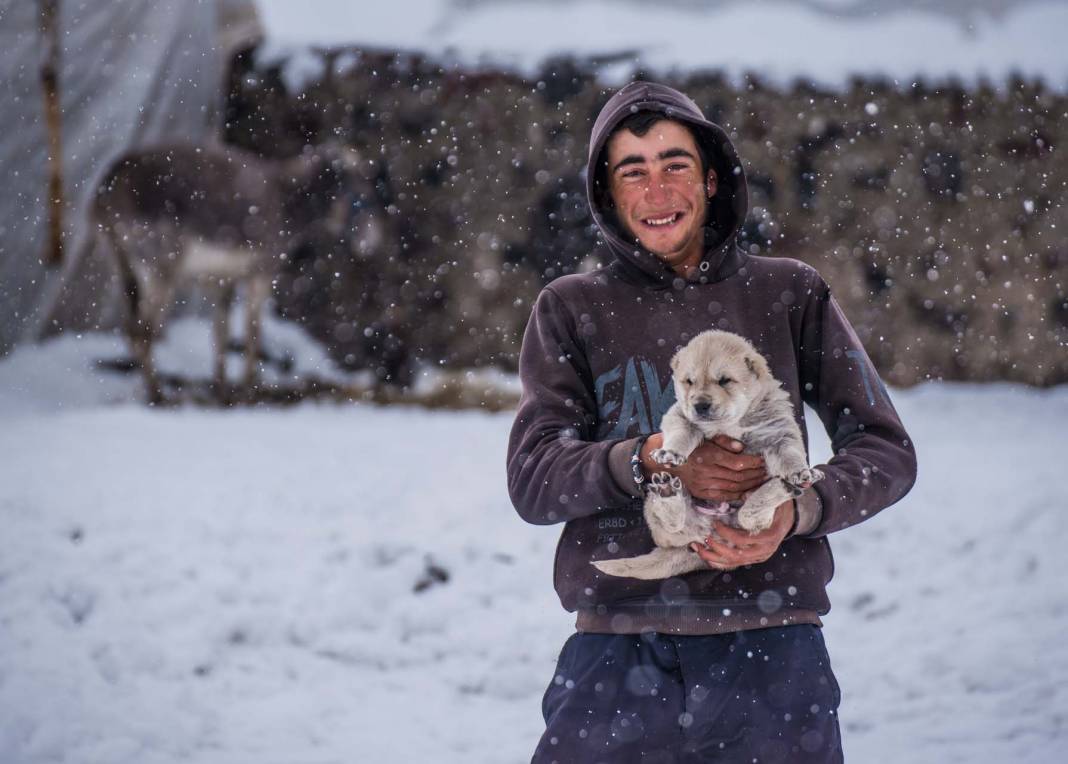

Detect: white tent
0,0,261,354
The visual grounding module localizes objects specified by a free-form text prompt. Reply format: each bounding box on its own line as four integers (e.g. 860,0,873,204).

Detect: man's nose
644,177,670,204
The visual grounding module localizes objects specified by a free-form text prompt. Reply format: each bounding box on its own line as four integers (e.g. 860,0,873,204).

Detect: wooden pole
39,0,64,267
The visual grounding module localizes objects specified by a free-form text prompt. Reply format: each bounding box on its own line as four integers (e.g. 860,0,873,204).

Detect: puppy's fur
592,330,823,580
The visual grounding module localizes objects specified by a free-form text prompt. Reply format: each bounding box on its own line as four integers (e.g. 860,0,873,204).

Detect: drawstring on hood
586,81,749,288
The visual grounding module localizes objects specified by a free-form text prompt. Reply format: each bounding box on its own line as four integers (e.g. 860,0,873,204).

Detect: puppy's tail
592,547,703,579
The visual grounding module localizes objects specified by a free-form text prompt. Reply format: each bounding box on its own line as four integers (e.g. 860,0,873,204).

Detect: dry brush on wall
225,48,1068,387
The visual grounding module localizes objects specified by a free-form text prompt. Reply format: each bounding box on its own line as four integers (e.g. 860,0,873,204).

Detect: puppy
592,329,823,580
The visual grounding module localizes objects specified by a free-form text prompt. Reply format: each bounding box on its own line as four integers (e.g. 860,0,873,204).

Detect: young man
507,81,917,762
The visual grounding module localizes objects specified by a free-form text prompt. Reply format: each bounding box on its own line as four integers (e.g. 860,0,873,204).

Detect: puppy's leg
651,405,704,466
751,415,826,490
645,472,689,536
592,547,705,579
735,477,796,534
764,441,824,491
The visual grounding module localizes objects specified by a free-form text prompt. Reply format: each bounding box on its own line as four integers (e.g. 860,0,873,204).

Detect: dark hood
585,81,749,287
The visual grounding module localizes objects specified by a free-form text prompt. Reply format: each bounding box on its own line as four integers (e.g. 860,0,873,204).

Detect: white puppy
592,329,823,580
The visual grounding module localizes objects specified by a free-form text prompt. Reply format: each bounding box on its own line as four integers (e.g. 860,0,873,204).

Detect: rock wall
225,48,1068,387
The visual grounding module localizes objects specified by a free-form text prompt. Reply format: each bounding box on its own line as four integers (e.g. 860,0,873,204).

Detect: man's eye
719,377,733,386
667,163,689,172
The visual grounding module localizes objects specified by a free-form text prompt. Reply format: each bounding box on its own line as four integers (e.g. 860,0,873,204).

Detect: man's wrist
790,486,823,537
638,432,665,479
786,499,800,538
608,438,646,498
629,435,650,487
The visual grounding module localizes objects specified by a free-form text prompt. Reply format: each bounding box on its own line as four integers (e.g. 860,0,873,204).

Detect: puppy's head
670,330,771,425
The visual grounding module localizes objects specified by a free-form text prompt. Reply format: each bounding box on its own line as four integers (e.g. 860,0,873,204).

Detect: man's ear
706,168,718,198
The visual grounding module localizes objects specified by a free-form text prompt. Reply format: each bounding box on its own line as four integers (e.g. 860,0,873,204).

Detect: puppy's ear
745,354,769,380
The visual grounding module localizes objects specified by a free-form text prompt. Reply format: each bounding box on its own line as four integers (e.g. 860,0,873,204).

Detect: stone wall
224,48,1068,387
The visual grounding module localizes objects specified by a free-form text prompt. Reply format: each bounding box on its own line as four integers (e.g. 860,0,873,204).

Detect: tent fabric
0,0,262,354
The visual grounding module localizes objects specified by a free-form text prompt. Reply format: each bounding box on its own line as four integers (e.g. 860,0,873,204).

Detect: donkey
91,142,370,404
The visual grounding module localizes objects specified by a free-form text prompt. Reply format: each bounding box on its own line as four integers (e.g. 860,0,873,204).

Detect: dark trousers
533,625,843,763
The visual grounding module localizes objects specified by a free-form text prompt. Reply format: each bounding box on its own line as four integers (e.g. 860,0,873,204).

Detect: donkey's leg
212,283,235,402
242,274,271,394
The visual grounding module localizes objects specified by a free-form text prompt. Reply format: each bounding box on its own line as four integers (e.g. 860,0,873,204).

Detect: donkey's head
282,143,376,241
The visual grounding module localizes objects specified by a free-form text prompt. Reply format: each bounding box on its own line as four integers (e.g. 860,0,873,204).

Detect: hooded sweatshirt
506,81,917,635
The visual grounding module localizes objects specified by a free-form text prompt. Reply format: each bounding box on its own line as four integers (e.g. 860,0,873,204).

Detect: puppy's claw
651,448,686,467
647,471,680,498
785,467,824,489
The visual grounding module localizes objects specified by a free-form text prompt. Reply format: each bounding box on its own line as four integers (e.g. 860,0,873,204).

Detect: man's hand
688,499,795,570
641,433,766,502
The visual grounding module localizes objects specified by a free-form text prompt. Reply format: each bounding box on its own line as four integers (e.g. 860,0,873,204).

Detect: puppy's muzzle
693,400,715,419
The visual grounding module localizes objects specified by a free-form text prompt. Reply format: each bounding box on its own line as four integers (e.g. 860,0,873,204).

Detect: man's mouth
641,211,683,229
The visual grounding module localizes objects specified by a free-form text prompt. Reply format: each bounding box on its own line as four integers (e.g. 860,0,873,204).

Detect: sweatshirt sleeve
506,286,640,525
797,274,918,537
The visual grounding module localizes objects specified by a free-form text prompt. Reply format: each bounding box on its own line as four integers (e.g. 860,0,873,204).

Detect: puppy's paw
786,467,823,489
647,471,683,498
651,448,687,467
737,506,775,534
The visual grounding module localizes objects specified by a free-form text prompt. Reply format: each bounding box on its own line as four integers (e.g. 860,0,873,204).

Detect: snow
255,0,1068,89
1,317,1067,762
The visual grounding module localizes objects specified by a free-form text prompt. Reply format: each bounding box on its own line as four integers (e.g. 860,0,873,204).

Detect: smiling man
507,81,916,762
604,117,716,275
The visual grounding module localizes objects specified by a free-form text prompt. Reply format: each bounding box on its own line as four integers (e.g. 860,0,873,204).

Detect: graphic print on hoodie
506,82,917,636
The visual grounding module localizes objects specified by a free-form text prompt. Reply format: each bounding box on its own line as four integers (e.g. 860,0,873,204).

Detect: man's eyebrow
659,148,697,163
611,148,698,173
611,154,646,173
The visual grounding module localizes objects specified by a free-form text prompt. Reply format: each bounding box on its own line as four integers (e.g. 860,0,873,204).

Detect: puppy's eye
718,377,733,386
683,378,694,386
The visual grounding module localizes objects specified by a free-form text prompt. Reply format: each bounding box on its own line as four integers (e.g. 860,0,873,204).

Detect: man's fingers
711,434,745,452
713,522,760,546
690,477,762,493
691,440,766,472
689,542,736,570
688,463,767,483
692,538,771,568
690,490,746,503
705,534,774,564
699,452,765,472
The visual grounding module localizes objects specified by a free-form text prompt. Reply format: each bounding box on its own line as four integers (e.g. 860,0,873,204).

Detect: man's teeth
644,213,680,226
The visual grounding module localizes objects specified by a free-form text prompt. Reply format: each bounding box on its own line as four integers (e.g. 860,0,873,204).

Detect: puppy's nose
693,400,714,418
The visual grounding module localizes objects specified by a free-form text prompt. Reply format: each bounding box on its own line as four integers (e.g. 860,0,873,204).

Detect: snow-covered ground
256,0,1068,89
1,318,1067,763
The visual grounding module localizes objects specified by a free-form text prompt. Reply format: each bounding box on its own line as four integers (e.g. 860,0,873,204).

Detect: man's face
605,119,717,275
